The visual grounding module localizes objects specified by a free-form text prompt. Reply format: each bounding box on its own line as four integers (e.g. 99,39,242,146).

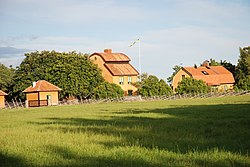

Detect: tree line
0,47,249,101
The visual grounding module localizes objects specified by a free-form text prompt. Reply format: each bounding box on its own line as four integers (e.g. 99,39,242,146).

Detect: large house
172,61,235,92
23,80,62,107
0,90,7,109
90,49,139,96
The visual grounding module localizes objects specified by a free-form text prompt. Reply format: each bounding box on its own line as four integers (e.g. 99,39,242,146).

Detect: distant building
90,49,139,96
23,80,62,107
0,90,7,109
172,61,235,92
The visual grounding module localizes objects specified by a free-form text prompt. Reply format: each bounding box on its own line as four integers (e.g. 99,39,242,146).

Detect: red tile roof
104,63,139,76
90,52,131,62
23,80,62,93
0,90,7,96
90,49,139,76
183,66,235,86
90,49,131,62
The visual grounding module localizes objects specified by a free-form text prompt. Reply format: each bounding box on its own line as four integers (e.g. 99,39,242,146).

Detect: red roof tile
183,66,235,86
104,63,139,76
0,90,7,96
23,80,62,93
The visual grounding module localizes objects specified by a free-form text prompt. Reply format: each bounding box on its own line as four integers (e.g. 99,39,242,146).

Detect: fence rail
2,90,250,109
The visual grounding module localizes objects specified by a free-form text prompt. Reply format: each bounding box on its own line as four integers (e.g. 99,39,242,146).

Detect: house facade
90,49,139,96
0,90,7,109
172,62,235,92
23,80,62,107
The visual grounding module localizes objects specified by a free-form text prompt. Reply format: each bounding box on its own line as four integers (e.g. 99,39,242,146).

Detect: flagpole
138,39,142,81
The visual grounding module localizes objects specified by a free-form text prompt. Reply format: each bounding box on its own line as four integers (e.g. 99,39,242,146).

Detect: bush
92,82,124,99
138,75,173,97
175,78,208,95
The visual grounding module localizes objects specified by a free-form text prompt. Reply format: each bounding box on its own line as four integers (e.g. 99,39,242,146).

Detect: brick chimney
202,60,209,67
104,49,112,54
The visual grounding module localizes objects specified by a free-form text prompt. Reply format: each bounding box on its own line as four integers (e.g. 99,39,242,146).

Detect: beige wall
217,84,234,92
26,92,39,101
113,76,138,95
0,96,5,109
90,55,113,82
39,91,59,105
172,69,191,91
26,91,59,106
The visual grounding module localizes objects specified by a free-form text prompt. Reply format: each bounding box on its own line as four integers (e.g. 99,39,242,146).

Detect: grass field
0,95,250,167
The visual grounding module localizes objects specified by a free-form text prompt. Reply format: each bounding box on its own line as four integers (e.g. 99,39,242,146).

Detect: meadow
0,95,250,167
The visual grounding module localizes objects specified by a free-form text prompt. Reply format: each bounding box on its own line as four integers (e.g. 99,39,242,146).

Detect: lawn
0,95,250,167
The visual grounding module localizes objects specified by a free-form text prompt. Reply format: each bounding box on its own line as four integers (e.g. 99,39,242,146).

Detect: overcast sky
0,0,249,79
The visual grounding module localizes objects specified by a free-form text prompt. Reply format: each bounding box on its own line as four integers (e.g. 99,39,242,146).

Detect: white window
119,76,124,85
128,76,132,84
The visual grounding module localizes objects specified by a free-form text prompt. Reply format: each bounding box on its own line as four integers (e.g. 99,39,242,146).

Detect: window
202,71,209,75
128,76,132,84
119,76,124,85
182,75,185,79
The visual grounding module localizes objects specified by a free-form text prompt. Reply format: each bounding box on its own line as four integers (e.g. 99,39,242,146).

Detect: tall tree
0,63,15,92
235,47,250,90
11,51,104,100
236,47,250,79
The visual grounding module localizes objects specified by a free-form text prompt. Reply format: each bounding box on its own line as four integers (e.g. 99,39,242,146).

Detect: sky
0,0,250,80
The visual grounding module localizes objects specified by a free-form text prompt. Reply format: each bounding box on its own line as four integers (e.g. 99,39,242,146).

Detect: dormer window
202,71,209,75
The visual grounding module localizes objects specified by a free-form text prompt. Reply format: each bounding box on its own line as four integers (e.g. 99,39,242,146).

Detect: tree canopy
0,63,15,92
11,51,104,100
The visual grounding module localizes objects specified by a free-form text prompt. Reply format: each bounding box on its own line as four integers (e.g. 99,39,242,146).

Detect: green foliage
209,58,221,66
235,47,250,90
167,65,182,83
138,75,173,96
92,81,124,99
11,51,104,100
0,63,15,92
175,77,208,95
235,76,250,90
0,96,250,166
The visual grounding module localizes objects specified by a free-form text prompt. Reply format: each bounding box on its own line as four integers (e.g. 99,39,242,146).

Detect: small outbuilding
0,90,7,109
23,80,62,107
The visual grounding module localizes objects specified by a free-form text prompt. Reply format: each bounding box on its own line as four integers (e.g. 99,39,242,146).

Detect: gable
0,90,7,96
23,80,62,93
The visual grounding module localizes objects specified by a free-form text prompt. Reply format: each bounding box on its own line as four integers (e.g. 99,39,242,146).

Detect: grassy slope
0,95,250,167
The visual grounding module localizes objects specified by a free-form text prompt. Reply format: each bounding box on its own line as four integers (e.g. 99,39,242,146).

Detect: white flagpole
138,39,142,81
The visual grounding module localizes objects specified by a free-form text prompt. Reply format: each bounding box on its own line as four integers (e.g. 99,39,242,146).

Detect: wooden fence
1,90,250,109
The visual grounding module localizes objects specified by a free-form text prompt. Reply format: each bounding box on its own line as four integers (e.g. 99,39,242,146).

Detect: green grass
0,95,250,167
